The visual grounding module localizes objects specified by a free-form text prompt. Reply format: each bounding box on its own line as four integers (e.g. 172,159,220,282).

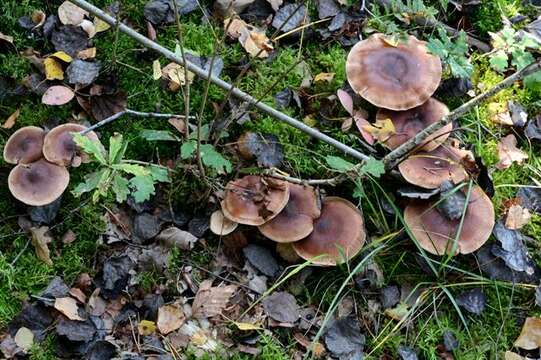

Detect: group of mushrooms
3,123,98,206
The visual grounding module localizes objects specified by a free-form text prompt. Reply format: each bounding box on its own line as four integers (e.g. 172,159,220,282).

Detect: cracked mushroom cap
210,209,238,236
258,183,321,243
3,126,45,164
221,175,290,226
293,197,366,266
398,145,469,189
404,185,494,255
43,123,99,167
346,33,442,111
376,98,452,151
8,159,70,206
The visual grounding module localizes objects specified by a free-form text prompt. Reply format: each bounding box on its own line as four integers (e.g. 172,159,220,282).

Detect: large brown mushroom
398,144,469,189
376,98,452,151
42,123,99,167
293,197,366,266
3,126,45,164
8,159,70,206
221,175,290,226
346,33,442,111
258,183,321,243
404,185,494,255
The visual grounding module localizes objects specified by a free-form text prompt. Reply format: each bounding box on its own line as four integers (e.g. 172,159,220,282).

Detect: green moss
472,0,522,35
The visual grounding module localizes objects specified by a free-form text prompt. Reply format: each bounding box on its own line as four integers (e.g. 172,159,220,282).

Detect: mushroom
292,197,366,266
8,159,70,206
42,123,99,167
346,33,442,111
221,175,290,226
404,185,494,255
258,183,320,243
376,98,452,151
398,144,469,189
210,209,238,236
3,126,45,164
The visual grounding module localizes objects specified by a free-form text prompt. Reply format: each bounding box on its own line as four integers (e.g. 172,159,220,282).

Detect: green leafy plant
72,133,170,203
325,155,385,178
427,27,473,78
488,25,539,72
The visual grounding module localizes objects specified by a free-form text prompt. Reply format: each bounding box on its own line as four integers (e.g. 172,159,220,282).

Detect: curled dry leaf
362,118,396,143
2,108,20,129
514,317,541,350
42,85,74,105
192,280,238,318
496,134,528,170
505,204,531,229
225,18,273,58
54,297,84,321
162,62,194,91
29,226,53,265
157,303,185,334
58,1,88,26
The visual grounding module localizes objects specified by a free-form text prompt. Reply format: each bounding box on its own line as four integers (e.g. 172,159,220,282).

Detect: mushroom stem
384,59,541,170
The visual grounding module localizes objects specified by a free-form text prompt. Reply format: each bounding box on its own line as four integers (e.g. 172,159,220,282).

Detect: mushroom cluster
210,175,366,266
346,33,495,254
3,123,98,206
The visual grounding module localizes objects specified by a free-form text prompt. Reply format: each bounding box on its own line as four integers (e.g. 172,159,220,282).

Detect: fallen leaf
14,327,33,351
515,317,541,350
243,244,280,277
66,59,101,85
505,351,528,360
157,226,198,250
77,47,96,59
56,318,96,341
51,25,89,56
157,303,185,334
80,19,97,38
2,108,20,129
87,288,106,316
324,316,365,359
192,280,237,318
152,59,162,80
42,85,74,106
168,117,186,134
496,134,528,170
162,62,194,90
267,0,283,11
314,72,335,83
44,57,64,80
362,118,396,143
271,3,309,33
29,226,53,265
0,32,14,45
488,102,513,126
0,335,21,358
58,1,88,26
50,51,73,63
54,297,84,321
456,288,486,315
225,18,273,58
294,332,325,357
94,17,111,33
337,89,353,115
61,229,77,244
68,287,86,303
506,204,531,229
235,322,263,331
237,131,284,168
138,320,157,336
262,291,300,323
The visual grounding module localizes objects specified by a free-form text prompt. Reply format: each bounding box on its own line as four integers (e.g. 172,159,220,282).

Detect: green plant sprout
427,27,473,78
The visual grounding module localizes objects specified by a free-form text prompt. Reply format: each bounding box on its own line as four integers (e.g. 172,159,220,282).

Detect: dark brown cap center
379,52,409,81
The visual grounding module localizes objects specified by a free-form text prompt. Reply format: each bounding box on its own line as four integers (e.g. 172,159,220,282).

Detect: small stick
383,59,541,169
262,168,347,186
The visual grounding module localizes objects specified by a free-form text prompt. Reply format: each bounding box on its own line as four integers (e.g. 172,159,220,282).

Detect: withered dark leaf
443,330,459,352
272,4,309,33
274,88,292,110
39,276,69,301
508,100,528,127
262,291,300,323
188,216,210,238
381,285,400,309
436,181,467,220
96,255,134,299
66,60,101,86
144,0,198,25
517,186,541,214
492,221,535,274
477,245,539,284
133,213,161,243
243,244,279,277
317,0,340,19
324,316,365,359
51,25,89,56
456,288,486,315
525,116,541,142
85,340,117,360
90,91,127,121
56,317,96,342
398,345,418,360
238,131,284,168
8,303,53,342
436,77,472,98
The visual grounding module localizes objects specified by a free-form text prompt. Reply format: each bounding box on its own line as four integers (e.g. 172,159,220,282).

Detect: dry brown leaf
192,280,237,319
162,63,194,91
58,1,88,26
293,332,325,357
152,60,162,80
80,19,97,38
44,57,64,80
157,303,185,334
362,118,396,143
138,320,157,336
488,102,513,126
168,117,186,134
42,85,75,105
69,288,86,303
515,317,541,350
505,204,531,230
87,288,106,316
505,351,528,360
2,108,20,129
14,327,33,351
496,134,528,170
54,297,84,321
29,226,53,265
314,72,335,83
77,47,97,59
31,10,47,29
61,229,77,244
225,18,273,58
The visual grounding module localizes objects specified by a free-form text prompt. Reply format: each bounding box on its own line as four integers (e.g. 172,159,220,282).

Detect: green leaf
108,133,126,164
360,157,385,178
200,144,232,174
149,165,170,183
72,132,107,165
489,50,509,72
188,124,210,141
130,176,155,203
427,29,472,78
111,175,130,203
113,163,150,176
326,155,355,172
140,129,180,142
72,169,107,197
181,141,197,159
511,49,534,70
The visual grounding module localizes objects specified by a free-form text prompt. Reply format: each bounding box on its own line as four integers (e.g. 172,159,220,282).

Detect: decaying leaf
42,85,75,106
157,226,198,250
488,102,513,126
29,226,53,265
54,297,84,321
80,19,96,38
66,59,101,85
162,62,194,90
77,47,96,60
58,1,88,26
152,59,162,80
314,72,335,83
94,17,111,33
2,108,20,129
90,91,127,121
138,320,157,336
14,327,33,352
514,317,541,350
262,291,300,323
506,204,531,229
324,316,365,359
157,303,185,334
362,118,396,143
51,25,89,56
44,57,64,80
496,134,528,170
456,288,486,315
225,18,273,58
192,280,237,318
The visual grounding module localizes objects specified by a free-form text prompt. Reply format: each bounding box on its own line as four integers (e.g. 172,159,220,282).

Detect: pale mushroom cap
259,183,321,243
376,98,451,151
221,175,290,226
210,210,238,236
398,145,468,189
3,126,45,164
293,197,366,266
43,123,99,166
404,185,494,255
346,34,442,111
8,159,70,206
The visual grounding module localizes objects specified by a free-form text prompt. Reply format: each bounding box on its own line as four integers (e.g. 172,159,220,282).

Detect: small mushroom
404,185,494,255
376,98,452,151
42,123,99,167
259,183,321,243
8,159,70,206
210,209,238,236
3,126,45,164
346,33,442,111
221,175,290,226
293,197,366,266
398,145,469,189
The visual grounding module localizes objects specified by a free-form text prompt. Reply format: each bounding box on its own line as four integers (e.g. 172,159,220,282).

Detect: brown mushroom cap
3,126,45,164
398,145,469,189
404,185,494,255
293,197,366,266
258,183,321,243
221,175,290,226
43,123,99,167
376,98,452,151
8,159,70,206
346,34,442,111
210,210,238,236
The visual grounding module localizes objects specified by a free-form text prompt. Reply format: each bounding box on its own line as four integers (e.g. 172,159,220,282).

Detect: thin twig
383,59,541,170
262,168,347,186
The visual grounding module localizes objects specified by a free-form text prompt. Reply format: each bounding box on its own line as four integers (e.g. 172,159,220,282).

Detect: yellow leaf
314,72,335,83
44,58,64,80
2,108,20,129
94,17,111,33
138,320,156,336
152,60,162,80
382,36,399,47
362,118,396,143
235,322,262,331
50,51,73,63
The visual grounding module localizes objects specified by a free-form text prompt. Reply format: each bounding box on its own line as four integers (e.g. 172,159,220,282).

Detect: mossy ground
1,0,541,359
